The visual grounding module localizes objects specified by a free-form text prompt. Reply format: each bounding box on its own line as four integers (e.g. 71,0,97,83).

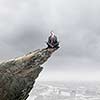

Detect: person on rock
47,31,59,48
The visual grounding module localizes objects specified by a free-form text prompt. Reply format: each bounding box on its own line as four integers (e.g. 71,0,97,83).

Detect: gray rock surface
0,48,58,100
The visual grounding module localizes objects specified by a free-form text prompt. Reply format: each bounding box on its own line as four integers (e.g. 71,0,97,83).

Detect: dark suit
47,35,59,48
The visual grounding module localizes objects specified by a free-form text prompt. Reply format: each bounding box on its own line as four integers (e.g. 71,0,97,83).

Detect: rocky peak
0,47,59,100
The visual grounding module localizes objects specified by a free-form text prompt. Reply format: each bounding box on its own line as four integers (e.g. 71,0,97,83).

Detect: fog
0,0,100,81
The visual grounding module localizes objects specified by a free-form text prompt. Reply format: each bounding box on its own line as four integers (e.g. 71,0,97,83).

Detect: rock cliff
0,47,59,100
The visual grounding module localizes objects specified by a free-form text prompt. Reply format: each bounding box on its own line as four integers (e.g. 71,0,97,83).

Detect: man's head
50,31,55,37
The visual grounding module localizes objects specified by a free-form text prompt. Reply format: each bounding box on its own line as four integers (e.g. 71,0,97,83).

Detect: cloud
0,0,100,80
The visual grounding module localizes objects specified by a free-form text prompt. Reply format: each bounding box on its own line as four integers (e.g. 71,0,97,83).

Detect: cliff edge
0,47,59,100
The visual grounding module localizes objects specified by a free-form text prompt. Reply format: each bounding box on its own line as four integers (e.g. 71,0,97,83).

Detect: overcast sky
0,0,100,81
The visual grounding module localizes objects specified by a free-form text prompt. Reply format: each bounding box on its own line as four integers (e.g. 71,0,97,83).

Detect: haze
0,0,100,81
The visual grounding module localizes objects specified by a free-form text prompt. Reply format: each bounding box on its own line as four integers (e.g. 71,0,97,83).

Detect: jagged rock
0,48,58,100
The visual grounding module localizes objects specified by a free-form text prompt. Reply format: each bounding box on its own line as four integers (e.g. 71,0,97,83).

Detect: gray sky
0,0,100,81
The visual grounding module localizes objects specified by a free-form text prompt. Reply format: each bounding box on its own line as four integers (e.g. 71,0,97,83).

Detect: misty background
0,0,100,81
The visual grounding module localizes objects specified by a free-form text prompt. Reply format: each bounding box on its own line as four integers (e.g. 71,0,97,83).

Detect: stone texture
0,48,58,100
